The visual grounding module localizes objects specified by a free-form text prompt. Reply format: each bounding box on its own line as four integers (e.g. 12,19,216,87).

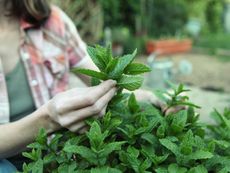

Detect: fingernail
109,80,117,85
113,87,117,93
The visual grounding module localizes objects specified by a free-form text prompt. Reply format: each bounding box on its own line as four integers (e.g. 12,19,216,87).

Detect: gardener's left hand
133,89,161,105
133,89,185,116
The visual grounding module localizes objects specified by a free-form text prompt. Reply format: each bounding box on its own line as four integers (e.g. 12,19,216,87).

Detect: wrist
37,104,61,134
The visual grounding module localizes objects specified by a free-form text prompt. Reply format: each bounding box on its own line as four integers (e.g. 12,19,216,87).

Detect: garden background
53,0,230,123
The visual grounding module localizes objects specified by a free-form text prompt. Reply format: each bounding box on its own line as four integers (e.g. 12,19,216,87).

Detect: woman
0,0,156,171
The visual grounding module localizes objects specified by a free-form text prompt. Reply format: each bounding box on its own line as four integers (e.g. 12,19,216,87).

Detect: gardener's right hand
46,80,117,132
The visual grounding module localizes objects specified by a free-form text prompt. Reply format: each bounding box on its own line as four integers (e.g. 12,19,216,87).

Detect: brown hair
4,0,51,26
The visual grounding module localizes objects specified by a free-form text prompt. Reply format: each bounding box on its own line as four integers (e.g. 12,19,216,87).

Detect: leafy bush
21,45,230,173
148,0,188,37
99,0,140,32
206,108,230,172
205,0,224,33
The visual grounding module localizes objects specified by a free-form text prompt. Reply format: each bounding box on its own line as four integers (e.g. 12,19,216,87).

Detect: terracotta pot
146,39,192,55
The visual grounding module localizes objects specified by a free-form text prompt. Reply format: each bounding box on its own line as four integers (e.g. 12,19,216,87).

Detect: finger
92,87,116,115
98,105,107,118
165,106,186,116
67,121,86,132
58,80,116,113
59,88,116,126
88,80,117,103
78,126,89,134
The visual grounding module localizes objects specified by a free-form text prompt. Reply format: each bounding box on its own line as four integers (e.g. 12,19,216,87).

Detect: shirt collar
20,18,35,30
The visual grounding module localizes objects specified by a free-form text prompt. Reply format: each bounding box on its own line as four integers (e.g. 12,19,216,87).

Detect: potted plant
146,38,193,55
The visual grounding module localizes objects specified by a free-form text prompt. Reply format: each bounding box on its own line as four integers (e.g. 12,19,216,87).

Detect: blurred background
53,0,230,123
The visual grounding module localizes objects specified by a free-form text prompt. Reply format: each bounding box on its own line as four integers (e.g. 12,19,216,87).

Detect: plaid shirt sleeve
58,9,90,68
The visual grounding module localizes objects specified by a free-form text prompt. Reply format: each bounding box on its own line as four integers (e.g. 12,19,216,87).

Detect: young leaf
87,46,107,71
90,166,122,173
188,165,208,173
95,44,113,64
124,63,151,75
118,75,143,91
32,159,43,173
156,125,166,138
108,49,137,79
214,109,230,130
91,77,101,86
64,145,98,165
171,110,188,133
36,128,47,145
98,141,126,159
43,153,56,164
72,69,107,80
159,138,179,156
168,164,187,173
58,162,77,173
187,150,213,160
155,167,168,173
87,121,109,150
128,93,140,113
106,58,118,74
180,130,194,155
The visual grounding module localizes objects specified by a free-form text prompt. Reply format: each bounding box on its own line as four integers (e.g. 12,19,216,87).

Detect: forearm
0,105,59,158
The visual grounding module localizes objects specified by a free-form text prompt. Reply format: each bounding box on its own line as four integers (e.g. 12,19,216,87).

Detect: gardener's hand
134,89,185,116
134,89,160,105
46,80,117,132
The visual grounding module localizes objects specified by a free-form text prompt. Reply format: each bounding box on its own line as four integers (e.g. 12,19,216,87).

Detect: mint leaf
180,130,194,155
159,138,179,156
72,69,107,80
90,166,122,173
63,145,98,165
155,167,168,173
99,141,125,159
91,77,101,86
188,150,213,160
32,159,43,173
188,165,208,173
168,164,187,173
95,44,113,64
124,63,151,75
106,58,118,74
171,110,187,133
214,109,230,130
118,75,143,91
58,162,77,173
87,46,107,71
87,121,109,150
108,49,137,79
128,93,140,113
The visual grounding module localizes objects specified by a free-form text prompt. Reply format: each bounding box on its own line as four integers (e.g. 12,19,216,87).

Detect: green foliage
148,0,188,37
205,108,230,172
205,0,224,33
72,45,150,92
21,44,230,172
99,0,140,32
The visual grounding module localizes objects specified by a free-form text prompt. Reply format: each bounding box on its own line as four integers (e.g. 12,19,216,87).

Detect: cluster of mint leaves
72,45,151,91
21,45,230,173
205,108,230,172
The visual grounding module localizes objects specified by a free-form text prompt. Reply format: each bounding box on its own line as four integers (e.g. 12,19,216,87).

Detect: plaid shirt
0,6,89,123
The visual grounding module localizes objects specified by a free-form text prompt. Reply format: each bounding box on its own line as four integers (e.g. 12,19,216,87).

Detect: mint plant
21,44,229,173
205,108,230,172
72,45,151,91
